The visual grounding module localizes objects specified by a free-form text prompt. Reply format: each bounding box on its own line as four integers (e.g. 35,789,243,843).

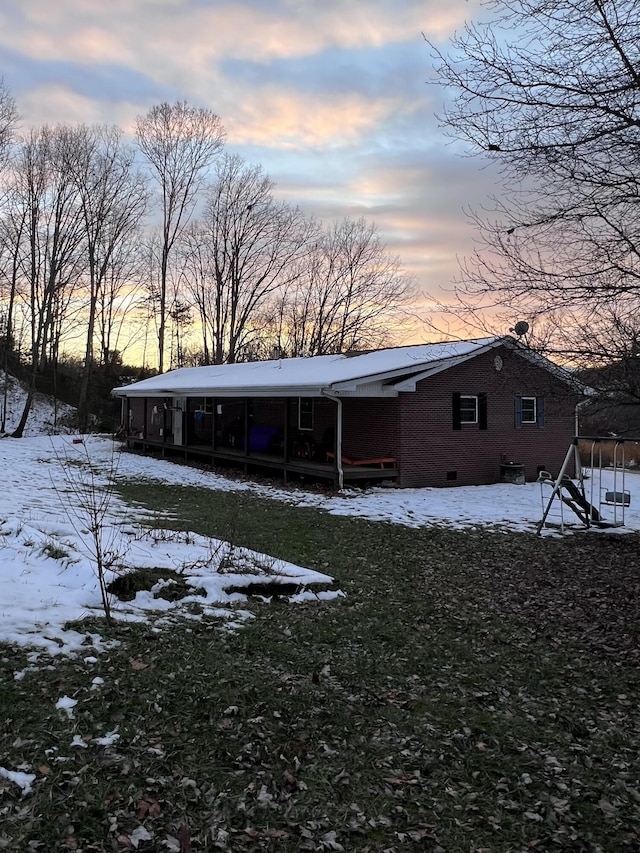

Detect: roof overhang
113,385,334,398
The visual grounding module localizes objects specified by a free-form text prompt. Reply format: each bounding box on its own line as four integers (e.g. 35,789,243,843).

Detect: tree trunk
11,386,34,438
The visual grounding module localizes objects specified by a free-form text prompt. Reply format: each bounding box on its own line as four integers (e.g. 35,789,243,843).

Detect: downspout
322,390,344,489
574,396,591,485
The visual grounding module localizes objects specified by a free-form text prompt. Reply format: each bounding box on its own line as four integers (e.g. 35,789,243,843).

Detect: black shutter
452,393,461,430
537,396,545,428
515,396,523,429
478,392,488,430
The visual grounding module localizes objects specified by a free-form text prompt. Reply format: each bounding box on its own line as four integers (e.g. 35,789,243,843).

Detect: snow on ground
0,371,75,437
2,433,639,660
103,433,640,534
0,435,339,658
0,766,36,797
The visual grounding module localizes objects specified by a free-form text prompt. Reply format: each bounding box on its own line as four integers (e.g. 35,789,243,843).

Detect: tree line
0,90,415,434
429,0,640,429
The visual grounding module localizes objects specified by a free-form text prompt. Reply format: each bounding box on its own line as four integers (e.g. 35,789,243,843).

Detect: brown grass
578,438,640,468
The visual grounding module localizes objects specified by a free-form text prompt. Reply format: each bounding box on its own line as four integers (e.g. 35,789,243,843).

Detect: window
515,396,545,428
453,392,487,430
460,395,478,424
196,397,214,414
298,397,314,431
521,396,536,424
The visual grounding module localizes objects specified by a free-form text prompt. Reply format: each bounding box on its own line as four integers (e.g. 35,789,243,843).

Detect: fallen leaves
5,519,640,850
136,795,162,820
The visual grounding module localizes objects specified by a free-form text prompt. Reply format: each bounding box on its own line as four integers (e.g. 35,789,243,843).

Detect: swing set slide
553,476,601,525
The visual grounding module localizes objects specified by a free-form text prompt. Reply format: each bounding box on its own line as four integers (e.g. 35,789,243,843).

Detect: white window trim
197,397,214,414
460,395,478,424
521,396,537,424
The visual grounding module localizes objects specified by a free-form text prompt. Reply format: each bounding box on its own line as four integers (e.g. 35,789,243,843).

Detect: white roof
113,336,573,398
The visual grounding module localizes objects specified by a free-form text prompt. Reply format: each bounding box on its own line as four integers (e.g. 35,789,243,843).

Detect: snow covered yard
0,435,340,658
75,434,640,534
2,433,639,661
3,435,640,650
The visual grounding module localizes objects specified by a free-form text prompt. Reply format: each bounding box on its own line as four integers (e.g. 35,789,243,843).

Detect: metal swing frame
537,436,634,535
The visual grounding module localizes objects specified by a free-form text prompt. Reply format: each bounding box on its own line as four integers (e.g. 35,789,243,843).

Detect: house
112,336,581,488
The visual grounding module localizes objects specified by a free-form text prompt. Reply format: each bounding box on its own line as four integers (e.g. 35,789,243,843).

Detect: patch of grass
2,479,640,851
107,567,206,602
41,540,70,561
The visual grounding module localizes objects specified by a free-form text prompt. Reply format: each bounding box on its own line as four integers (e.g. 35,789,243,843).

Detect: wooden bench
326,451,397,469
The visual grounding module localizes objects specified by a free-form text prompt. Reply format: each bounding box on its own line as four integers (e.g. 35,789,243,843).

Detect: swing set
537,436,635,534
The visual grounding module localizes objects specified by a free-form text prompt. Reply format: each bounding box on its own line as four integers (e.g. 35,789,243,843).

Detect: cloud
4,1,468,70
227,88,402,148
1,0,498,343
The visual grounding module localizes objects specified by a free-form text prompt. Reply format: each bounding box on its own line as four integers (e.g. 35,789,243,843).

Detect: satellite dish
511,320,530,337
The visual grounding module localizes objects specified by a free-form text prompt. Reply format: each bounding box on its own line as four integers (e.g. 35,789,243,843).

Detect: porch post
283,398,289,462
335,397,344,489
244,398,250,456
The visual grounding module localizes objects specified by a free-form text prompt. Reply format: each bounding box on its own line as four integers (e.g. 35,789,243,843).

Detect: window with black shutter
515,395,545,428
453,393,480,427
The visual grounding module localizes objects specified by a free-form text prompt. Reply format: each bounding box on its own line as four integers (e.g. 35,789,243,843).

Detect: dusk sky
0,0,503,343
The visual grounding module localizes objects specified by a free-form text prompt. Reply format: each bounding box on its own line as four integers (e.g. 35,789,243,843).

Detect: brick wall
342,398,400,459
396,346,577,487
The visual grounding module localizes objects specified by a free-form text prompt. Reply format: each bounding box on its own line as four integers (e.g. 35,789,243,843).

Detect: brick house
113,336,581,488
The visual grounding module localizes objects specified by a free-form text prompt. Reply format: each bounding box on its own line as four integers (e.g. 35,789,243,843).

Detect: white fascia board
328,387,398,398
330,365,440,392
114,386,330,398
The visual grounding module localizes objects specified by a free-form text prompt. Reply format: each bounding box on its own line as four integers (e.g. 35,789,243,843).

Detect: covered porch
121,393,398,487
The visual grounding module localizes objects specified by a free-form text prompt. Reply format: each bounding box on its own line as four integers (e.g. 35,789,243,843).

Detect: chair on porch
326,451,397,469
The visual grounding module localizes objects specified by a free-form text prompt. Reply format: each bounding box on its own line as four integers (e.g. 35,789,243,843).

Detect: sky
0,0,504,344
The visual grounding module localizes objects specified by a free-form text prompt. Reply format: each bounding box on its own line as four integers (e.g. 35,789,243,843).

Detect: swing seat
604,490,631,507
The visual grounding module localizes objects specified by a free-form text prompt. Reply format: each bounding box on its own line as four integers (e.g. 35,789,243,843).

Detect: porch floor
124,438,398,486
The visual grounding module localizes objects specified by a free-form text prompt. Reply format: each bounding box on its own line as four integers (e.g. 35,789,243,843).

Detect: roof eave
114,385,334,398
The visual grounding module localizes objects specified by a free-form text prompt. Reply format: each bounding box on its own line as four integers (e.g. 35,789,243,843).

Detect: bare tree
0,80,19,429
10,126,86,437
96,234,148,368
277,217,415,356
0,78,17,165
52,439,125,625
135,101,225,373
181,154,313,363
176,222,214,363
62,125,148,429
0,197,27,430
430,0,640,376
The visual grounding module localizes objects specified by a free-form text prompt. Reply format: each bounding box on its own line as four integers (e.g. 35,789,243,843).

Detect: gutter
321,390,344,489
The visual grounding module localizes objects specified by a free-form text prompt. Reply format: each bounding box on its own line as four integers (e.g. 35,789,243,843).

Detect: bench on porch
326,451,397,469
